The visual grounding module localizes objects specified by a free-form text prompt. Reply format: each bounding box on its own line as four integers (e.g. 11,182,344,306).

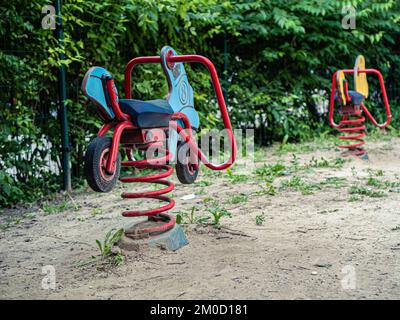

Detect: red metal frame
98,121,135,174
120,145,176,236
170,112,236,170
328,69,391,129
125,54,234,132
168,55,235,133
95,51,237,237
105,79,130,122
101,52,237,174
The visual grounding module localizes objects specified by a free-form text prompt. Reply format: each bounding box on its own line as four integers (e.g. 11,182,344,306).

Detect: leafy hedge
1,0,399,206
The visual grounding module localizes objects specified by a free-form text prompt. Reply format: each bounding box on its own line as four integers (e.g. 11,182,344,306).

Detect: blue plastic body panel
160,46,200,159
160,46,199,129
348,90,365,106
82,67,117,121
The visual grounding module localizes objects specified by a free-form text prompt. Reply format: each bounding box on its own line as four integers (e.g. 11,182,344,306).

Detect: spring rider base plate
118,221,188,252
359,152,369,161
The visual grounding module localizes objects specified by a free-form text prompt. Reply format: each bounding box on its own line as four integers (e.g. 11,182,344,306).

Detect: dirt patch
1,137,400,299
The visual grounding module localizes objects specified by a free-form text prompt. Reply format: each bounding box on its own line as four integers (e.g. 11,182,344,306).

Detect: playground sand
1,137,400,299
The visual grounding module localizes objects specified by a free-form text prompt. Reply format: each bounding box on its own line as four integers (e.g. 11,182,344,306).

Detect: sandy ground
1,135,400,300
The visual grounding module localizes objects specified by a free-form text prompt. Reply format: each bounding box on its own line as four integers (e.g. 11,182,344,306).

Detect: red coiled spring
338,113,366,156
119,144,176,239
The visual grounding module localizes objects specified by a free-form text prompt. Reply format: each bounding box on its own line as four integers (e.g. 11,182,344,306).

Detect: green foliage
196,180,212,187
225,167,249,183
1,0,400,206
255,163,287,181
75,228,125,268
257,182,277,196
349,185,386,198
96,228,124,257
366,176,400,189
227,193,248,204
306,157,345,169
42,200,77,215
95,228,125,266
255,212,266,226
176,206,210,225
91,208,104,216
280,176,321,195
321,176,347,188
0,172,23,207
206,206,232,227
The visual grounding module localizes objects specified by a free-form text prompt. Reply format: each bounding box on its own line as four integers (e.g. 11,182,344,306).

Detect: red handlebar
329,69,391,128
169,54,233,131
122,52,237,169
124,54,233,130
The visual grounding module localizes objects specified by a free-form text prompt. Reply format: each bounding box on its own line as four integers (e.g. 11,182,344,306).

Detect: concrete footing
118,223,188,252
360,152,369,161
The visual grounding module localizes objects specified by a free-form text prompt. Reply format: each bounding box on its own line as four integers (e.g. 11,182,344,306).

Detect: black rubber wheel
84,137,121,192
175,142,199,184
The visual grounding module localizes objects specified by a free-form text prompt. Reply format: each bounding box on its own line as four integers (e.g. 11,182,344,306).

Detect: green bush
1,0,399,207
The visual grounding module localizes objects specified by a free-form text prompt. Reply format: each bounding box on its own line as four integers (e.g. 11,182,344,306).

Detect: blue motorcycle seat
119,99,174,128
334,91,365,106
348,91,365,106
